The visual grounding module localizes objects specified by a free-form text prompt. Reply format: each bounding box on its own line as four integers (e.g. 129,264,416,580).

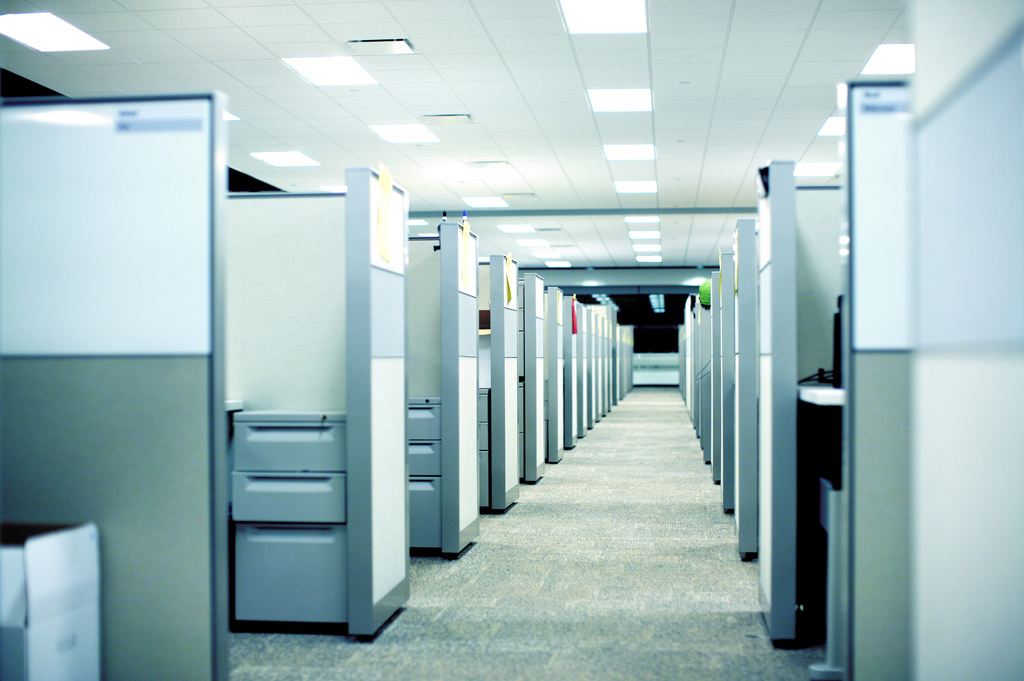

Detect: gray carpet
231,387,825,680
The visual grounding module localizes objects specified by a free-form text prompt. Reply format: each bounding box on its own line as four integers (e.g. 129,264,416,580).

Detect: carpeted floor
231,387,825,680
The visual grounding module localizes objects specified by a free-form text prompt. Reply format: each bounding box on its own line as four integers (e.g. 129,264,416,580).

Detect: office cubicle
478,255,520,511
0,94,229,681
756,162,841,645
225,166,411,637
711,275,722,483
518,273,545,483
719,252,737,513
699,281,715,465
562,295,578,450
734,219,758,560
578,306,592,435
545,287,565,463
406,221,480,556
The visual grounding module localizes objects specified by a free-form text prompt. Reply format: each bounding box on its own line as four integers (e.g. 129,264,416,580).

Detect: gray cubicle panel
734,218,758,559
576,301,589,437
678,325,686,401
719,252,737,513
846,81,912,679
520,273,545,483
693,301,703,440
683,297,694,419
480,255,520,511
591,307,603,424
0,94,229,681
562,295,578,449
611,318,619,408
711,275,723,483
545,287,565,463
700,286,715,465
623,325,635,395
405,222,481,556
756,162,842,645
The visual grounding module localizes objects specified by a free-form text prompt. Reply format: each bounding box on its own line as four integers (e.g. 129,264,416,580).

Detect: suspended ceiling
0,0,909,268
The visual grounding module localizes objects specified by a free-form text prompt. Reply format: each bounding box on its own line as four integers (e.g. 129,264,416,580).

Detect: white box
1,523,99,681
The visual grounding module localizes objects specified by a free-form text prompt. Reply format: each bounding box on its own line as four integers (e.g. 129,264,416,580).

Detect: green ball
698,279,711,308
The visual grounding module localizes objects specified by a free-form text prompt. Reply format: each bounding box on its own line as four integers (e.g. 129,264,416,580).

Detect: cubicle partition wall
545,287,565,463
734,219,759,560
225,166,411,638
719,252,737,513
693,301,702,439
700,282,715,464
406,222,480,556
478,256,520,511
0,94,229,681
711,275,723,483
611,318,619,407
519,273,545,483
756,162,841,645
684,297,694,418
576,304,589,437
562,295,578,449
619,325,634,400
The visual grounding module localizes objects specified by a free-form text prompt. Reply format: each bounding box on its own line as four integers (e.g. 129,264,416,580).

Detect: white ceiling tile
812,10,902,30
59,11,155,32
243,24,334,44
485,16,567,37
219,5,313,27
163,27,256,45
728,29,806,47
301,2,394,23
731,11,816,31
386,0,477,21
133,9,235,30
652,30,726,50
319,21,407,42
400,19,488,40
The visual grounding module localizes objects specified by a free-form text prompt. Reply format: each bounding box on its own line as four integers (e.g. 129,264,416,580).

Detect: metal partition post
735,219,758,559
720,252,737,513
546,287,565,463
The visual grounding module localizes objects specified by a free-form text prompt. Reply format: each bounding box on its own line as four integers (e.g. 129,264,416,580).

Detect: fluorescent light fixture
649,294,665,308
0,12,109,52
632,243,662,253
463,196,508,208
817,116,845,136
517,238,550,248
560,0,646,34
587,89,652,112
628,230,661,240
319,185,347,193
370,124,438,144
545,261,572,268
532,250,562,259
498,224,534,234
282,56,377,85
222,111,240,121
603,144,655,161
636,255,662,263
614,180,657,193
793,162,842,177
624,215,660,223
861,43,916,75
250,151,321,167
408,219,429,226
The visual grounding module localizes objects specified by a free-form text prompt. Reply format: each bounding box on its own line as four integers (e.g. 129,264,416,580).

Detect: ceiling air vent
469,159,509,167
347,39,415,55
420,113,474,125
502,192,535,199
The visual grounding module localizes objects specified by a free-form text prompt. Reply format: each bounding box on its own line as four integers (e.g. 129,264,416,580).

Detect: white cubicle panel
0,94,228,681
520,273,545,483
545,287,565,463
734,219,758,560
711,275,722,483
699,290,714,465
577,306,591,435
562,295,578,450
719,252,737,513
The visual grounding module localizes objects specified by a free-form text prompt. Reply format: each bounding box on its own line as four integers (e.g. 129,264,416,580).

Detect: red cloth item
571,297,577,334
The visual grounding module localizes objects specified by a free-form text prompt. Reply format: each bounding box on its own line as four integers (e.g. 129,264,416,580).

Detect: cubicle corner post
546,287,565,463
758,161,799,643
0,94,226,681
344,167,409,637
720,252,737,513
488,255,520,511
522,272,545,482
439,222,480,554
734,219,759,559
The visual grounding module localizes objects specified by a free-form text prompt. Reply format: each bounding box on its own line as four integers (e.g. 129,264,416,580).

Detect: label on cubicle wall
370,166,406,275
503,256,517,309
0,98,214,356
459,223,477,296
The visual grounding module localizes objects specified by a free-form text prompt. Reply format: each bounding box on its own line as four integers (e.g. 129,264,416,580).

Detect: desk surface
798,386,845,406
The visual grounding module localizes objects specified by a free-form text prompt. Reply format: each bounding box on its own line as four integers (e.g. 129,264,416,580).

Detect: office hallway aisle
231,387,823,680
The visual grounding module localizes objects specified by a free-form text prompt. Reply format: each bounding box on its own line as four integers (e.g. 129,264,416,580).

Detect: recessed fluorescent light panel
624,215,660,224
637,255,663,264
532,250,562,259
498,224,534,234
282,56,377,85
463,196,508,208
632,243,662,253
370,124,439,144
628,230,661,240
250,151,321,167
649,293,665,310
0,12,109,51
546,261,572,268
861,43,916,75
603,144,655,161
587,89,652,112
817,117,846,136
517,238,550,248
560,0,646,34
222,111,240,121
320,185,347,193
793,162,842,177
614,180,657,193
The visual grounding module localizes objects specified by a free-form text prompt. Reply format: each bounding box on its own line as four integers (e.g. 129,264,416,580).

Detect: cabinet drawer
409,441,441,476
408,477,441,549
232,472,346,523
408,405,441,441
478,422,489,452
234,523,346,623
232,413,345,472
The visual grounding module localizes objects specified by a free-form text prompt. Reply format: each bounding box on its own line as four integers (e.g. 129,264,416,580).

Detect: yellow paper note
461,218,471,288
504,253,514,306
376,164,393,263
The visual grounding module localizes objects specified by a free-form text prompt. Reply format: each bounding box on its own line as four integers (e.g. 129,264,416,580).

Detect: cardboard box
1,523,99,681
